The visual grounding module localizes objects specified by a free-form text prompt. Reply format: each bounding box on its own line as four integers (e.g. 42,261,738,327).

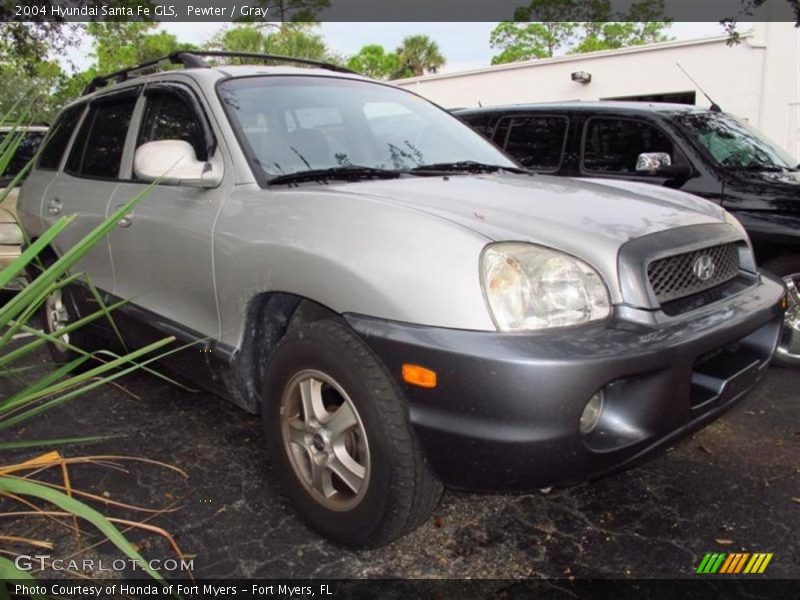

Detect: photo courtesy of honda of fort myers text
1,0,800,598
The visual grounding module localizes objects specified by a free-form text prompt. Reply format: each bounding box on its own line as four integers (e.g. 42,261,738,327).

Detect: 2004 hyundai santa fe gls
19,52,787,547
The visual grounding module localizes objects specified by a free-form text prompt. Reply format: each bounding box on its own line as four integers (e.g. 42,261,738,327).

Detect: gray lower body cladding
346,275,786,492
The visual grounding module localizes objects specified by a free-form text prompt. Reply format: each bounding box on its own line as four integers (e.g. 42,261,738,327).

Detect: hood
319,173,729,283
723,169,800,212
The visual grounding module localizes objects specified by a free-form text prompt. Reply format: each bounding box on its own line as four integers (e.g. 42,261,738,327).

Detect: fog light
579,391,604,434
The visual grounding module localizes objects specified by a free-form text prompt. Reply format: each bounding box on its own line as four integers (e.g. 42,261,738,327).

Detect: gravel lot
3,316,799,580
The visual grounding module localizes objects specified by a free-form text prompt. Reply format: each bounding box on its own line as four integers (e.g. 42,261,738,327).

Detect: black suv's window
138,90,207,161
583,118,674,173
503,115,568,170
0,130,46,183
66,96,136,179
461,113,495,140
37,105,84,170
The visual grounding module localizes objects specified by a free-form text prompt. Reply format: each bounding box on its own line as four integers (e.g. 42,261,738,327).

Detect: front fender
214,188,496,349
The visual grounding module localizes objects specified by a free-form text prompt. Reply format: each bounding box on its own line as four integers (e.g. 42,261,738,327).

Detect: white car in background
1,125,48,286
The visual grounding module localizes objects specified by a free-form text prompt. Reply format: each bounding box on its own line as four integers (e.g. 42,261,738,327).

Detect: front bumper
347,276,785,492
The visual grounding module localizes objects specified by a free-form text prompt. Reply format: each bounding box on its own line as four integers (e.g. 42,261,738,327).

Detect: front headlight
481,243,611,331
0,222,23,246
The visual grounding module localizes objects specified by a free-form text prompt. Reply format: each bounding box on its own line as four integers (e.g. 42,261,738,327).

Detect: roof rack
83,51,357,95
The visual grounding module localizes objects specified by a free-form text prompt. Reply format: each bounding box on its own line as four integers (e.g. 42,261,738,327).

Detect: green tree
492,0,672,63
87,23,197,73
346,44,402,79
0,23,83,76
395,35,446,77
490,21,576,63
40,24,197,115
264,24,329,59
211,23,333,62
570,0,672,53
0,22,79,120
0,59,64,122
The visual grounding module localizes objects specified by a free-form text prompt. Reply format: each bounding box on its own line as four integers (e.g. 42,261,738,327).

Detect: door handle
47,197,62,216
114,205,134,228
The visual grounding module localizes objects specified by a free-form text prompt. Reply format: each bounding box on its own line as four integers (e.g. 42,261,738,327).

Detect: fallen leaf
715,538,734,545
698,445,713,455
433,516,444,529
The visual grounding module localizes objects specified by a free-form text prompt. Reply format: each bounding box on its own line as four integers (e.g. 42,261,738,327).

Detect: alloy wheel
280,369,370,511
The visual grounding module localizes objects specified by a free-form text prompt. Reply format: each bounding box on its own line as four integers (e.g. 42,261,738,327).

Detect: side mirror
636,152,672,173
133,140,222,188
657,164,692,180
636,152,691,183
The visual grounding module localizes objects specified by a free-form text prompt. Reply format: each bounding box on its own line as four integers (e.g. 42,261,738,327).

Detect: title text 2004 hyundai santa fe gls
18,52,787,547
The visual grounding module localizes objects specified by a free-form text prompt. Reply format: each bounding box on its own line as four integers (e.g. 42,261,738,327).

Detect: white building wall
394,22,800,160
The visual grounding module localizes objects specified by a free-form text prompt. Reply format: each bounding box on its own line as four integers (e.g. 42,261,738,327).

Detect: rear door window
37,105,84,170
582,117,676,173
503,115,569,171
66,95,137,179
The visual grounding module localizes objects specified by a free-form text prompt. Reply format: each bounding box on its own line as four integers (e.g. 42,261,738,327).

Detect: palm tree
395,35,446,77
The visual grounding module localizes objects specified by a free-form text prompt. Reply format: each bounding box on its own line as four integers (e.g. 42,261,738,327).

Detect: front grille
647,243,740,305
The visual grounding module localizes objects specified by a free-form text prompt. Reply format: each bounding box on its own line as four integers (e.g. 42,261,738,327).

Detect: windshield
218,76,516,180
673,111,797,171
0,130,46,184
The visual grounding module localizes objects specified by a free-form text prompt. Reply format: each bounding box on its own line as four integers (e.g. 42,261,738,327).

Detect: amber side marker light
402,364,437,388
780,293,789,311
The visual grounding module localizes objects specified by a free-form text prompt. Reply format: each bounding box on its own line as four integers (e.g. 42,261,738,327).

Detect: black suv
456,102,800,366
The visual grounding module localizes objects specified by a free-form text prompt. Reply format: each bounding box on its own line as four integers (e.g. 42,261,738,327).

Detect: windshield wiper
409,161,531,175
268,165,403,186
725,165,788,173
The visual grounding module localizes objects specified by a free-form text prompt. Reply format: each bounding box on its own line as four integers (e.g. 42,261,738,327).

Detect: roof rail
172,51,357,74
82,50,356,95
83,53,190,95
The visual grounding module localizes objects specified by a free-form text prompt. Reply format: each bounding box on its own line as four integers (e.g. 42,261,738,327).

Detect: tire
262,319,442,548
762,256,800,368
39,258,100,366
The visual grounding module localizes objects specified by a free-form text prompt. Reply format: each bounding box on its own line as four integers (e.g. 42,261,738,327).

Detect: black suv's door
580,116,686,182
577,114,725,202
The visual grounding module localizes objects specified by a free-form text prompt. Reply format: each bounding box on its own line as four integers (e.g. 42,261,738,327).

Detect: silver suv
19,52,786,547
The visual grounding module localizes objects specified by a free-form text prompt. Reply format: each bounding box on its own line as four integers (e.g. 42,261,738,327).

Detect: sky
66,22,732,75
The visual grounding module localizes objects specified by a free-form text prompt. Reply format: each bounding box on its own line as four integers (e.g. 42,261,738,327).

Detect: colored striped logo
696,552,773,574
